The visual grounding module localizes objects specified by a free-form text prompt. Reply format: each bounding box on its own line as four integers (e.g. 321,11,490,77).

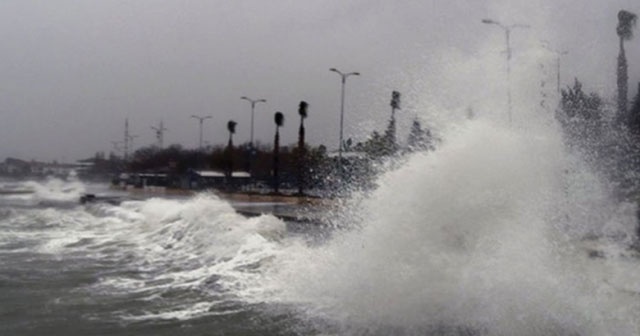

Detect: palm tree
225,120,237,181
273,112,284,193
617,10,637,118
391,91,401,117
385,91,401,154
227,120,237,147
297,101,308,195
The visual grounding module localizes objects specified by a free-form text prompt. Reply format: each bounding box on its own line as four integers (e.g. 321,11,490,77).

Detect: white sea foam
56,194,293,320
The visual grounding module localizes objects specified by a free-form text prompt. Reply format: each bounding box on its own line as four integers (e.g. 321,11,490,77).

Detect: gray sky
0,0,639,162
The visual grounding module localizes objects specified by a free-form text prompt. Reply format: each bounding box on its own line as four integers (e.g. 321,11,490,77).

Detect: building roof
193,170,250,178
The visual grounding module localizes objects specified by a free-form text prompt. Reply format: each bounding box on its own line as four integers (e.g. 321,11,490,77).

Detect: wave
262,119,640,335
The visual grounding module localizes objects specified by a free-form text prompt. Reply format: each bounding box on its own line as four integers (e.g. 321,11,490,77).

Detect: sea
3,120,640,335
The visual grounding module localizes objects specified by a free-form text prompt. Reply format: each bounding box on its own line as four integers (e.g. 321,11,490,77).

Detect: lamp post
240,96,267,147
191,115,212,149
541,41,568,94
330,68,359,174
482,19,529,124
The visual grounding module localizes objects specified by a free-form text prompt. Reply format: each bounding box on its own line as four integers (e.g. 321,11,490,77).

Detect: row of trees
223,101,308,193
101,91,435,195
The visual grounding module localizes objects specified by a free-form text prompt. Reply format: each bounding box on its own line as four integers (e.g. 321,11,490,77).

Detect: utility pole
151,121,168,148
191,115,212,149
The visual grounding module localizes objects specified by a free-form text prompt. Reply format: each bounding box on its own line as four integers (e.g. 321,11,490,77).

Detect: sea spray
266,118,640,335
27,177,87,203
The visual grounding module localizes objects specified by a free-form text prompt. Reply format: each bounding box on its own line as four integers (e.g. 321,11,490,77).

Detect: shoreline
112,186,333,223
122,186,329,204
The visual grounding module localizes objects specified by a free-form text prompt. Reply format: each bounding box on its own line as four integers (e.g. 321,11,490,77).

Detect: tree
555,79,636,196
558,79,603,149
273,112,284,193
225,120,237,180
297,101,308,195
407,118,434,152
384,91,401,154
616,10,637,117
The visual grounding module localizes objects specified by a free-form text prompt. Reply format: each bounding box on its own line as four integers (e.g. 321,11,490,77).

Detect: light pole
240,96,267,147
541,41,568,94
482,19,529,124
330,68,359,174
191,115,212,149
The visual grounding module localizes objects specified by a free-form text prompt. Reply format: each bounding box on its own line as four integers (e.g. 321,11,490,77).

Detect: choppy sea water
0,179,316,335
3,121,640,336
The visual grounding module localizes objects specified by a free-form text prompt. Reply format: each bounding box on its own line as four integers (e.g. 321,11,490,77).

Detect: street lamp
482,18,529,124
541,41,568,94
330,67,360,174
191,115,212,149
240,96,267,147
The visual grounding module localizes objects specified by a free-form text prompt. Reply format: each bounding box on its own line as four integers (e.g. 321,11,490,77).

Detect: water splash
264,118,640,335
0,177,86,206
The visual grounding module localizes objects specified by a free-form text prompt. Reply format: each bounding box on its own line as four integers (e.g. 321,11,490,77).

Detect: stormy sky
0,0,639,162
